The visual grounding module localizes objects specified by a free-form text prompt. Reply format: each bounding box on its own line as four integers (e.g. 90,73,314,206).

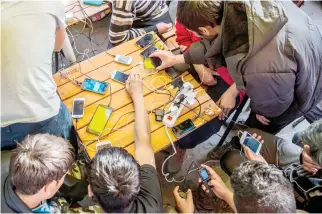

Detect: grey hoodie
184,0,322,118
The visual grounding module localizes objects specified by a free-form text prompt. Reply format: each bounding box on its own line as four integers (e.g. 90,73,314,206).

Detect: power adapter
152,109,165,122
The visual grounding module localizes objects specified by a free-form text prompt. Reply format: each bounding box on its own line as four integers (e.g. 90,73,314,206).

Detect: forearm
133,97,155,166
227,83,239,98
224,191,237,213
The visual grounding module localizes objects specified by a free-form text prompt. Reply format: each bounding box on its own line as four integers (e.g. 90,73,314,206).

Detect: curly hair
230,161,296,213
301,119,322,165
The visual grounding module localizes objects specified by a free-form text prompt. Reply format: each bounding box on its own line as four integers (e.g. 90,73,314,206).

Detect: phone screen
171,119,196,138
116,55,131,64
243,132,261,153
87,105,113,135
82,79,108,94
112,71,129,84
136,34,154,48
199,168,210,181
140,45,157,58
73,99,84,116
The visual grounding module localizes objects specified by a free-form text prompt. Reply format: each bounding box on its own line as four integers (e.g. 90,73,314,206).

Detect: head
177,1,223,39
301,119,322,166
87,147,140,213
231,161,296,213
9,134,75,200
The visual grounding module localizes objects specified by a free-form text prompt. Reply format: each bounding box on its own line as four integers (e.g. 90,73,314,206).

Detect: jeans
1,102,72,150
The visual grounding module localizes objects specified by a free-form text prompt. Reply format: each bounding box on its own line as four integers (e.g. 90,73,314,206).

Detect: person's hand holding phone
243,133,267,163
302,145,322,174
173,186,194,213
156,22,172,34
126,73,143,103
149,50,185,71
199,164,231,200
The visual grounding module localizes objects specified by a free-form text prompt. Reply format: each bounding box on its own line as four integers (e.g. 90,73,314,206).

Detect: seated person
221,119,322,212
1,134,75,213
86,73,163,212
1,1,71,150
107,0,172,48
164,20,245,174
173,161,296,213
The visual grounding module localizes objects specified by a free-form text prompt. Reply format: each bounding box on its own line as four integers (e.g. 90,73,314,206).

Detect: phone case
87,105,113,135
81,79,108,95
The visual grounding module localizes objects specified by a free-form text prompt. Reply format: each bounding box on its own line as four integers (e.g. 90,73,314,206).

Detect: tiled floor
65,0,322,208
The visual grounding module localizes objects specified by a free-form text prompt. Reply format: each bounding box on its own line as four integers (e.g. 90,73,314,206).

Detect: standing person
1,1,72,150
107,0,172,49
86,74,163,213
1,134,75,213
151,0,322,134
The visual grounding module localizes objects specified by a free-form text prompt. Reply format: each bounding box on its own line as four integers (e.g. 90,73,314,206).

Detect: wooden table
54,33,221,159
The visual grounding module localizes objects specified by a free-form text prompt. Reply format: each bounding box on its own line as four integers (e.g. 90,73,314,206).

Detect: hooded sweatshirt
184,0,322,119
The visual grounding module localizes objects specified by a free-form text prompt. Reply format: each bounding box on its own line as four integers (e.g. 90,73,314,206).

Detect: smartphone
171,119,196,139
81,78,108,95
72,98,85,119
136,34,154,48
150,57,162,67
87,105,113,135
240,131,262,154
115,54,132,65
140,45,157,58
96,140,112,151
199,168,211,190
165,64,191,79
111,71,129,84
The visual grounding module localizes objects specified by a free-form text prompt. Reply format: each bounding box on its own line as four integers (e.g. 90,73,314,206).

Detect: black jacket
1,173,32,213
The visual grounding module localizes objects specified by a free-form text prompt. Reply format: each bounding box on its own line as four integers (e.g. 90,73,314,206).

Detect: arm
54,27,65,52
125,73,155,167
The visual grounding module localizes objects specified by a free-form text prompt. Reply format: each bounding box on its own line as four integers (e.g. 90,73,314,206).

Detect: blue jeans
1,102,72,150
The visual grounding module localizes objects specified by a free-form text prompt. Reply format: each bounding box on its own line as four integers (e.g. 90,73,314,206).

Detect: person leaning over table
150,0,322,135
1,1,72,150
106,0,172,49
78,73,163,213
172,161,297,213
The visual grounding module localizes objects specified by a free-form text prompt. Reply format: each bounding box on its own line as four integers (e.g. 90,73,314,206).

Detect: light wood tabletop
54,32,221,159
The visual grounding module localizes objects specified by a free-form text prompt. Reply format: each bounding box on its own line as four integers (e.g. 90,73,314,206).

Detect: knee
220,150,245,176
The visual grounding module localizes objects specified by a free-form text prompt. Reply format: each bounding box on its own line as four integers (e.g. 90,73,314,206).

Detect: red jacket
175,21,245,102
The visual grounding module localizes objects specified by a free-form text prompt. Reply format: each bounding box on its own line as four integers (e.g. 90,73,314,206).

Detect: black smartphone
140,44,157,58
171,119,196,139
150,57,162,67
165,64,190,79
199,168,211,190
136,34,154,48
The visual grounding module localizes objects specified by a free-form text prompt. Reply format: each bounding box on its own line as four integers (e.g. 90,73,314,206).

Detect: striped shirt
109,0,168,46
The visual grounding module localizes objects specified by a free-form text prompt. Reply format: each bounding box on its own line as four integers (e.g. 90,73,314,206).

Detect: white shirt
1,1,66,127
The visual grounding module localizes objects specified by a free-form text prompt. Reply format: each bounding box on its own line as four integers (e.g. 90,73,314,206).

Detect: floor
64,0,322,209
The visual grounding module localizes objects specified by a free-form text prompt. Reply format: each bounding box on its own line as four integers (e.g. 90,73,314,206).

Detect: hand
194,65,217,86
173,186,194,213
243,133,267,163
149,50,184,71
256,114,270,125
125,73,143,102
217,90,236,120
199,164,232,201
156,22,172,34
302,145,322,174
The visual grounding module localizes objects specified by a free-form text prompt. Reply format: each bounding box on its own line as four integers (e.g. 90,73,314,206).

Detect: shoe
165,146,186,175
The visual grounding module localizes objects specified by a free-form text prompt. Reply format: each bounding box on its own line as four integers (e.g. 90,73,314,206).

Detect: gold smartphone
87,105,113,135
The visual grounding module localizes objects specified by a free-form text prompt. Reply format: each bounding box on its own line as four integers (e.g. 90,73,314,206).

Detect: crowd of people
1,0,322,213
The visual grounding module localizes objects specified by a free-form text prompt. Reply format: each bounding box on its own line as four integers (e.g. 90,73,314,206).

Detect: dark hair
10,134,74,195
231,161,296,213
176,1,224,33
88,147,140,213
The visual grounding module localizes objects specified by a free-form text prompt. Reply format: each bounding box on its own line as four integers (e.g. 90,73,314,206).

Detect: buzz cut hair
9,134,75,195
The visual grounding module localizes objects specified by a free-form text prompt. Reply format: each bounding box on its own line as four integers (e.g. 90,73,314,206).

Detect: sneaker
207,136,241,160
165,146,186,175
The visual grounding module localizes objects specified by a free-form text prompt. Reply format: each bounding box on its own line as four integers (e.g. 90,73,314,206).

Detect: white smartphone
111,71,129,84
72,98,85,119
240,131,262,154
114,54,132,65
96,140,112,151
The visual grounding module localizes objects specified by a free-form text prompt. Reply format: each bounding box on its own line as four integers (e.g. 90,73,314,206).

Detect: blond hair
9,134,75,195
